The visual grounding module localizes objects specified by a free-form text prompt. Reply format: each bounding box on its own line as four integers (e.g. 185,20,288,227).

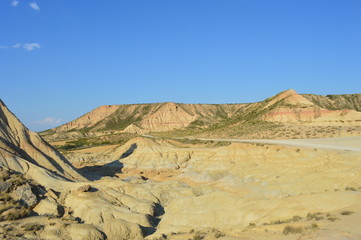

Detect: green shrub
310,223,318,229
22,223,44,231
214,231,225,238
341,211,354,215
193,232,205,240
307,212,324,221
345,187,356,191
282,225,303,235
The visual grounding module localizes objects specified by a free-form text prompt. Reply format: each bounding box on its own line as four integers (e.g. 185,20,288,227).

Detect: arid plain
1,89,361,240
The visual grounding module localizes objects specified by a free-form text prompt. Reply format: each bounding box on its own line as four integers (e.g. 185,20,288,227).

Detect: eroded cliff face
0,99,84,181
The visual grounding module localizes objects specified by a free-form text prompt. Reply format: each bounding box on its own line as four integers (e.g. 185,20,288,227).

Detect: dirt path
199,138,361,152
144,135,361,153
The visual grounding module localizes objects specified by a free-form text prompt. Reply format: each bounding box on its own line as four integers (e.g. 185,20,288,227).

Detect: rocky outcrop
11,183,37,208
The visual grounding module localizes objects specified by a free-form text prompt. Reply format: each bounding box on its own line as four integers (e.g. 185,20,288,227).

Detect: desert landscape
1,89,361,240
2,1,360,239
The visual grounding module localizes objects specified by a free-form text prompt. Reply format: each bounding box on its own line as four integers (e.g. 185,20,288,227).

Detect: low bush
341,211,354,215
282,225,303,235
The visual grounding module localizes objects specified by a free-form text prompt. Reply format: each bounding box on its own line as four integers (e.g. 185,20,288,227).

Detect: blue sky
1,0,360,131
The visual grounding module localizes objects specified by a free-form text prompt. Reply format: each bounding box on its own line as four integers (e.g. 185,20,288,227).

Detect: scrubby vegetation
307,212,324,221
171,138,231,148
55,133,136,151
282,225,304,235
340,211,354,215
303,93,361,112
0,168,37,221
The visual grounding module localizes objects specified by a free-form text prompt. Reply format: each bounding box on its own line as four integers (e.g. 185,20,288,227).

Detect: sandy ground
294,136,361,148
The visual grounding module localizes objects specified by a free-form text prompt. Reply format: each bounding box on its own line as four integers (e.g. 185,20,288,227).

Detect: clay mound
264,89,314,108
105,137,193,170
0,99,84,181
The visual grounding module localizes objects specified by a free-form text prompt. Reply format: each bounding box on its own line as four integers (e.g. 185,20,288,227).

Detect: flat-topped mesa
46,102,244,135
43,89,361,140
0,99,84,181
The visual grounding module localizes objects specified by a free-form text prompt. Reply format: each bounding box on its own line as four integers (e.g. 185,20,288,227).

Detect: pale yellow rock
99,219,143,240
64,190,152,227
0,99,85,181
33,198,60,217
65,224,105,240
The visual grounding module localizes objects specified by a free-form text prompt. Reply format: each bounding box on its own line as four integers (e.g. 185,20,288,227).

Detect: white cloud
11,0,19,7
12,43,21,48
0,43,41,51
29,2,40,11
23,43,41,51
34,117,63,125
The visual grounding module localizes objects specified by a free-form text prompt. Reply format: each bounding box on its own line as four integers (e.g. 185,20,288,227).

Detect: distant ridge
43,89,361,140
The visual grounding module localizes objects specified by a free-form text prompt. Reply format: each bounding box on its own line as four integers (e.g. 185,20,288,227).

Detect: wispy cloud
0,43,41,51
23,43,41,51
11,0,19,7
29,2,40,11
34,117,63,125
12,43,21,48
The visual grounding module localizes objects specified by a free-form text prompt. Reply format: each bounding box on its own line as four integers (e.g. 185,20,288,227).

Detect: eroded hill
41,90,361,150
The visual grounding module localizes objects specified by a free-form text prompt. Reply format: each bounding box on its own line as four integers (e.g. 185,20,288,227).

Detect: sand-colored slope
0,99,84,181
138,102,196,132
53,104,120,132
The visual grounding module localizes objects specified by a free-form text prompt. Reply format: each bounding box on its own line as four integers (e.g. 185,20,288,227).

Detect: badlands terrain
1,89,361,240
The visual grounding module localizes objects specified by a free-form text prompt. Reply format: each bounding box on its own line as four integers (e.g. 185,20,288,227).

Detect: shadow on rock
78,162,123,181
77,144,138,181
